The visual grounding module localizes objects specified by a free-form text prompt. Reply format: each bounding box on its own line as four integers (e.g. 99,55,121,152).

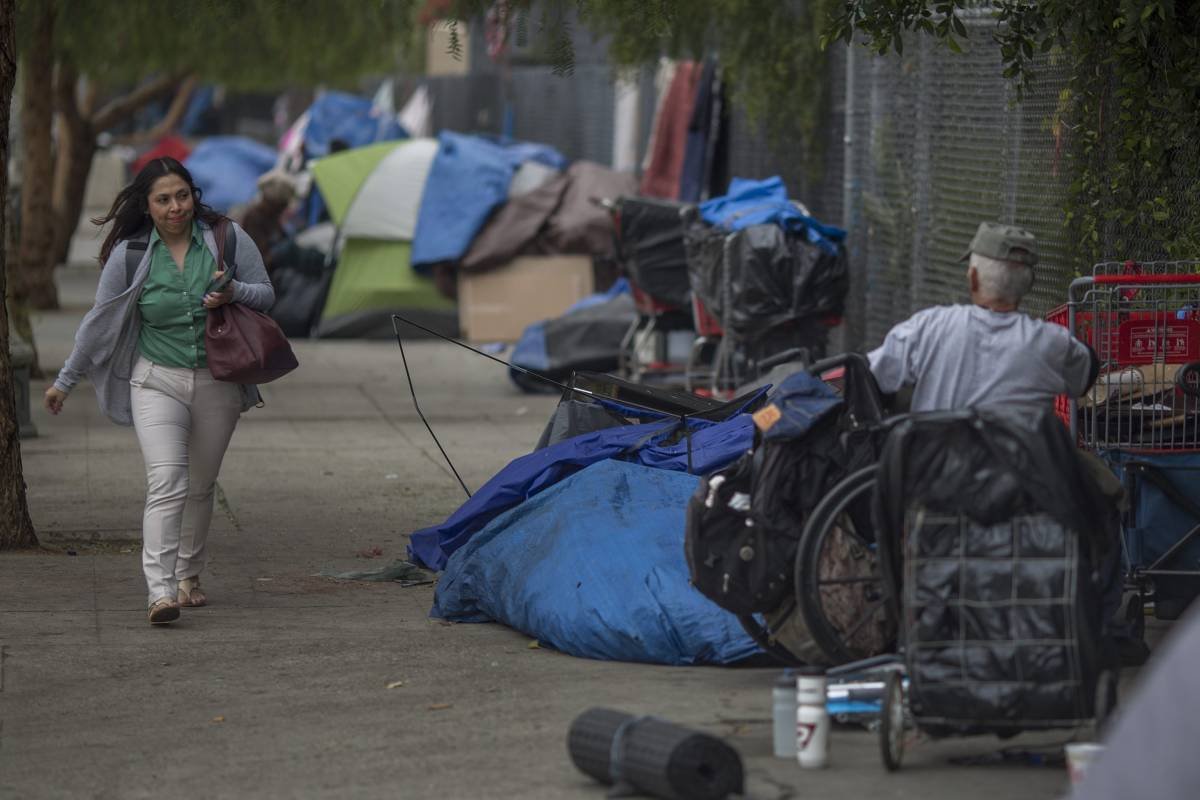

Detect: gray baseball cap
959,222,1039,267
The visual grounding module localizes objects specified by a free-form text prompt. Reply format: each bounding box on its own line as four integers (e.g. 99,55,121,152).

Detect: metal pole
841,43,857,350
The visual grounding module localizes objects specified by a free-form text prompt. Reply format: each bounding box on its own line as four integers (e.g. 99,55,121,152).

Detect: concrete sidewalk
2,265,1105,798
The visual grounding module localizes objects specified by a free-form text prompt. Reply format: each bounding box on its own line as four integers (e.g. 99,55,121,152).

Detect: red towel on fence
639,61,701,200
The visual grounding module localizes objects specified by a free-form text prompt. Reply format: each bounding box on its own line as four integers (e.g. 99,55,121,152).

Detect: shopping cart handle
1092,273,1200,285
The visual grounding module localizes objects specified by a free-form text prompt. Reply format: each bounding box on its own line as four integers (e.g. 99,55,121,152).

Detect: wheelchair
736,366,1122,770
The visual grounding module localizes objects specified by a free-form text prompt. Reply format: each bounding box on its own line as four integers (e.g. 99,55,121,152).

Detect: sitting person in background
241,170,297,275
868,222,1147,660
868,221,1097,411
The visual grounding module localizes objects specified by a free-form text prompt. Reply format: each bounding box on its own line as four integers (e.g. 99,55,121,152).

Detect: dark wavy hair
92,157,224,265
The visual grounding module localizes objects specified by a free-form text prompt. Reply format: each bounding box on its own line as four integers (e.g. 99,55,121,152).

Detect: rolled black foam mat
567,707,744,800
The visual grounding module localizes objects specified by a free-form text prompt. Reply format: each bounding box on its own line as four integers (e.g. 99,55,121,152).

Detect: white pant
130,356,241,604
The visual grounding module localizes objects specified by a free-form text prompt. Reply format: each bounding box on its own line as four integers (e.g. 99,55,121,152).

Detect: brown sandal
148,597,180,625
178,577,208,607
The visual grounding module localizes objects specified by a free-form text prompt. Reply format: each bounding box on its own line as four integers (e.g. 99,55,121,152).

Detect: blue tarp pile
432,460,760,665
409,409,755,571
183,136,278,213
699,176,846,255
411,131,567,272
411,395,763,665
302,91,408,159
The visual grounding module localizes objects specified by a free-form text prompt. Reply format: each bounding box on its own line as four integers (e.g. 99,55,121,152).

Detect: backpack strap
124,231,151,287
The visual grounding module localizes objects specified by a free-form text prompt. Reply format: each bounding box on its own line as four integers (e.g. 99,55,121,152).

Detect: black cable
391,317,473,499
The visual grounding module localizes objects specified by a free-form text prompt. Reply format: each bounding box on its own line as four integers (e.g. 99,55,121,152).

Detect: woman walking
44,158,274,625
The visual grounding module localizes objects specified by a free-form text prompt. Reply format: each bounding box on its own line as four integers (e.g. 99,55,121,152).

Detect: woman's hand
202,271,234,309
44,386,68,415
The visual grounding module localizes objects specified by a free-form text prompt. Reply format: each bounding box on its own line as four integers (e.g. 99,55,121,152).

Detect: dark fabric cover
535,372,766,450
902,511,1103,730
460,172,567,273
570,707,744,800
535,399,629,450
508,285,637,393
679,58,727,204
1101,450,1200,607
875,408,1117,562
717,224,848,341
541,161,637,257
686,356,885,615
267,241,333,337
618,197,692,308
876,408,1116,732
682,215,726,316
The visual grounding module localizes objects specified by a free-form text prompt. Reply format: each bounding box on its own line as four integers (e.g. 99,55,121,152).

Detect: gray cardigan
53,220,276,426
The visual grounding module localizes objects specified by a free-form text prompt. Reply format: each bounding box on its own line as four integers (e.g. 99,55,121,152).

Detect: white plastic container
796,667,830,768
772,671,797,758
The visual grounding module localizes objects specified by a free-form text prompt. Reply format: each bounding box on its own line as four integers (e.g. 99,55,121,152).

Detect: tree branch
90,72,183,132
115,74,198,146
53,59,83,129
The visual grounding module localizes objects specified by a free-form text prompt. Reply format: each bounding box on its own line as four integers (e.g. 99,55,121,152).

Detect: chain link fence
416,6,1199,352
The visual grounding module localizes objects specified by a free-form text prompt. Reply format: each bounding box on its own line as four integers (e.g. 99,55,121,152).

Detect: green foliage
444,0,841,171
826,0,1200,270
26,0,424,90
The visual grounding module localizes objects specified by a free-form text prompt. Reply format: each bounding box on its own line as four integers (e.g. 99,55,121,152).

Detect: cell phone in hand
205,270,234,296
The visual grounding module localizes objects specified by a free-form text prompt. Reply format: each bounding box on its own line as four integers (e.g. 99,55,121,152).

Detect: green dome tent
310,139,454,338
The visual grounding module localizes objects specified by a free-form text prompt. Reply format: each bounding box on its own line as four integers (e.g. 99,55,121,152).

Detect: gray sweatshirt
54,220,276,426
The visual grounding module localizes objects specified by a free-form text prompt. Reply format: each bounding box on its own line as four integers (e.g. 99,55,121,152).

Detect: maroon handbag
204,219,298,384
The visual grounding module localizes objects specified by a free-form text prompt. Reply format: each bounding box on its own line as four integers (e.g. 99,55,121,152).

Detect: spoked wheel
796,466,895,664
879,671,906,771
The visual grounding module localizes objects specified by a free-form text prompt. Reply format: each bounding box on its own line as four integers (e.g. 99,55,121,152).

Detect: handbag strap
213,218,238,279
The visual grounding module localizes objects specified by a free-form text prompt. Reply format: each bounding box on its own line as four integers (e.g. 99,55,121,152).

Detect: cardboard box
458,255,594,342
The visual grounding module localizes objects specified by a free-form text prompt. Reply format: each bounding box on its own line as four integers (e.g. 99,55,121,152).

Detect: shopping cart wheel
879,671,905,771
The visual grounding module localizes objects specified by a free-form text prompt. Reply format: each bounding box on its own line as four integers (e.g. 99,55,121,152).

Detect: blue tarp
183,136,278,212
699,176,846,254
411,132,566,271
431,460,761,665
302,91,407,159
408,412,755,571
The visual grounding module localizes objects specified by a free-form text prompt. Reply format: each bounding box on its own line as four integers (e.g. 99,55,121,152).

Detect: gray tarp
460,161,637,273
1072,605,1200,799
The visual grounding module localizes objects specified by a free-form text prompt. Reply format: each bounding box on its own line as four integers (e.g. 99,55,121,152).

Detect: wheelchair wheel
738,602,805,666
879,671,906,771
795,465,894,664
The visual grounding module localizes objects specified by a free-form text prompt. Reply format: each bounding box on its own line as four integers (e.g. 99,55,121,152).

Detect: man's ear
968,266,979,294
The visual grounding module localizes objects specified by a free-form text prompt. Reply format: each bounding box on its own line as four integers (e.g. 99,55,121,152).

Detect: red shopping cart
1049,260,1200,627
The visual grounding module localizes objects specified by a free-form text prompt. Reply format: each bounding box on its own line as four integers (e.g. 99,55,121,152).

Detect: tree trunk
15,0,58,311
50,71,185,269
51,61,95,269
0,0,40,550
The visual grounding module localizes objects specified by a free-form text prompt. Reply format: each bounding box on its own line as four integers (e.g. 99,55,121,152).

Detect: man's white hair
970,252,1033,305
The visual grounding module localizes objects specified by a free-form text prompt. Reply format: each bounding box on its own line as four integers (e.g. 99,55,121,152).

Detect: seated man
868,221,1096,411
868,222,1143,659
